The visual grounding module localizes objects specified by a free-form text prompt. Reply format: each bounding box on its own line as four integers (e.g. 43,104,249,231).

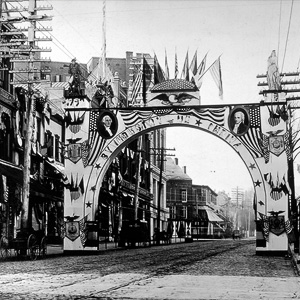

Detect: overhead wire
5,0,101,84
277,0,282,66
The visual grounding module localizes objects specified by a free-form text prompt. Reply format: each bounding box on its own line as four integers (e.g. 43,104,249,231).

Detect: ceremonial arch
62,78,293,255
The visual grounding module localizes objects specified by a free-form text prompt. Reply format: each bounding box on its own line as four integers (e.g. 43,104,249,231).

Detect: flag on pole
181,51,189,81
194,53,207,89
209,56,223,100
131,69,143,104
189,50,197,76
102,0,106,79
154,54,165,84
143,56,152,102
165,49,169,80
174,51,179,79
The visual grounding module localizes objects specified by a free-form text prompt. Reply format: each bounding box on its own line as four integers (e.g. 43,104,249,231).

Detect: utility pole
1,0,52,233
231,186,243,230
133,136,143,221
288,106,299,253
151,146,175,245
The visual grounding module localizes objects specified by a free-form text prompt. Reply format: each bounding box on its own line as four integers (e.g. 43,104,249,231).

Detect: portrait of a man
229,107,249,136
96,111,118,139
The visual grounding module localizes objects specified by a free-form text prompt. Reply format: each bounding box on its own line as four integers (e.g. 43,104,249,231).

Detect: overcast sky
45,0,300,194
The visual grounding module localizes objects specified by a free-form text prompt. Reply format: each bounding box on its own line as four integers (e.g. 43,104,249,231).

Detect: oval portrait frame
96,110,118,139
228,106,250,136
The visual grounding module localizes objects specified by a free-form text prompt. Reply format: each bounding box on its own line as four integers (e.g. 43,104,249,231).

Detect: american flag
87,111,107,166
239,106,263,158
131,69,143,104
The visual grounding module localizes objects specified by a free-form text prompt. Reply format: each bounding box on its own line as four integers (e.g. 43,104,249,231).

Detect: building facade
166,157,227,239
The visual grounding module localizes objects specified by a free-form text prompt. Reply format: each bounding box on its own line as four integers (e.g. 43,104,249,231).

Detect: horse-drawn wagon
0,229,47,260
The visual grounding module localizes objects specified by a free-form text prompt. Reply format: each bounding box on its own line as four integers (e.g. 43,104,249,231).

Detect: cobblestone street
0,239,299,299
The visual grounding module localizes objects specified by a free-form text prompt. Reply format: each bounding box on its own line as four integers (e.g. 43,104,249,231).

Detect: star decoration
86,201,92,208
249,163,256,170
95,163,101,169
195,119,202,126
91,185,97,192
254,180,262,187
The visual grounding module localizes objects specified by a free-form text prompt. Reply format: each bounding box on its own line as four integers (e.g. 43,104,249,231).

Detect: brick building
166,157,227,238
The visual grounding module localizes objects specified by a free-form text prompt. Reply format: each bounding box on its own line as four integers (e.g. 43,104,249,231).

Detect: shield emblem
269,216,285,236
269,135,284,156
67,143,82,164
65,221,80,241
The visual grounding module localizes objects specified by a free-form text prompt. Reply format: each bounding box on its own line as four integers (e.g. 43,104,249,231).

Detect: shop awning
206,209,224,222
0,158,23,183
45,158,68,180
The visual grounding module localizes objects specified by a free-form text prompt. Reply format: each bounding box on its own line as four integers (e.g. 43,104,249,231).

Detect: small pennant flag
174,51,179,79
181,51,189,81
195,53,207,88
165,49,169,80
189,50,197,76
209,56,223,99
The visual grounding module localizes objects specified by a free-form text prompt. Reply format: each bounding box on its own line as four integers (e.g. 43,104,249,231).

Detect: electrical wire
277,0,282,66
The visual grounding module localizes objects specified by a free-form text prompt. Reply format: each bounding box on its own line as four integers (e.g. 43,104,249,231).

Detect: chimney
175,158,178,165
183,166,186,174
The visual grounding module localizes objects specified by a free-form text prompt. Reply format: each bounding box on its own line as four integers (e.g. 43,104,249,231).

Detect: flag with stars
239,106,263,158
87,111,107,166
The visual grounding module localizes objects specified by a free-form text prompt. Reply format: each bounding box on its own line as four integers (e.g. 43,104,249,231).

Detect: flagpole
102,0,106,80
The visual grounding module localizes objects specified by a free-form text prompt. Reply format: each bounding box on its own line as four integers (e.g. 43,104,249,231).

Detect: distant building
166,157,227,239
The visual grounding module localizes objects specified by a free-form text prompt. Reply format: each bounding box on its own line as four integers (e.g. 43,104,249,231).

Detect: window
181,206,187,218
170,206,176,219
181,189,187,202
55,135,60,161
36,118,41,144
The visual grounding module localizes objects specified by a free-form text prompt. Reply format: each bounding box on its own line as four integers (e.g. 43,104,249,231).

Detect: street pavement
1,238,300,300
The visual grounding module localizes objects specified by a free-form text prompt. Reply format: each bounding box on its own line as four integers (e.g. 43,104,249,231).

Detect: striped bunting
120,110,154,128
239,106,263,158
195,107,226,126
187,107,226,126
